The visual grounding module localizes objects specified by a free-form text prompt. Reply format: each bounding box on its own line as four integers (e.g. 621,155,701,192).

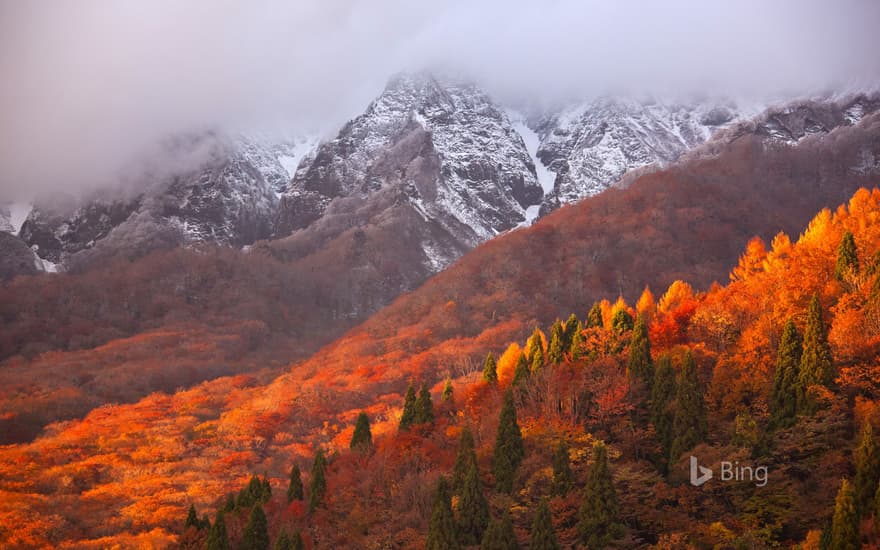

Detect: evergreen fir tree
483,352,499,383
799,294,834,412
530,499,560,550
426,477,460,550
290,531,304,550
287,464,303,503
274,530,292,550
669,351,707,463
442,378,454,402
458,461,490,545
308,450,327,513
492,389,525,493
563,314,579,348
206,510,229,550
238,475,264,509
530,345,545,372
414,384,435,425
399,382,417,431
650,354,676,468
577,442,621,549
480,509,519,550
200,514,211,531
627,314,653,385
452,426,478,494
770,319,802,428
512,353,530,387
350,411,373,452
185,503,199,530
223,493,236,513
830,479,860,550
547,323,565,365
240,505,270,550
569,320,585,361
853,422,880,514
611,309,634,333
586,303,603,329
835,230,860,281
260,477,271,503
526,326,545,360
550,442,573,497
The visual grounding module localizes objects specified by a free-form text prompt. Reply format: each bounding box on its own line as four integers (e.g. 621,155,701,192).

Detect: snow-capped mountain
531,97,750,212
18,133,316,267
275,72,543,262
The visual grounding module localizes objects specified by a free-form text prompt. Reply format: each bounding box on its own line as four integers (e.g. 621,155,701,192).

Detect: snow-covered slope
276,72,543,269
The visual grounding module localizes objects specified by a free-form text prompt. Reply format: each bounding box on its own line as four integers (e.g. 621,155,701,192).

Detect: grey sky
1,0,878,201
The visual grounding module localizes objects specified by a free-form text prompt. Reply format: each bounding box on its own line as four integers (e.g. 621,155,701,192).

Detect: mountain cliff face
275,73,543,258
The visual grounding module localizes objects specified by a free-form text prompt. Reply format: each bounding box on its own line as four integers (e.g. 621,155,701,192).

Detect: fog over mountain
1,0,879,201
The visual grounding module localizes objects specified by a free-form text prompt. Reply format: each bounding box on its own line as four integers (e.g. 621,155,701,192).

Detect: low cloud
1,0,878,201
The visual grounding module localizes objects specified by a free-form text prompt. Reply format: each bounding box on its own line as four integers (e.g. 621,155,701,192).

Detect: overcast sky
2,0,879,202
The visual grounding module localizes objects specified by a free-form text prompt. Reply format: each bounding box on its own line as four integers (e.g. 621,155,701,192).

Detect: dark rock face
275,73,543,261
0,232,39,281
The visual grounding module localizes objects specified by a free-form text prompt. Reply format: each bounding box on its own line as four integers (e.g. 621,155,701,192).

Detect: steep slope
0,232,40,281
275,73,543,263
18,132,309,268
1,92,878,548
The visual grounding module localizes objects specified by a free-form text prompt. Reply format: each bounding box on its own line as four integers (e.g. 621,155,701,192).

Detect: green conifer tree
223,493,235,513
399,382,417,431
563,314,580,349
627,314,653,385
452,426,478,494
442,379,454,402
650,354,676,468
426,477,460,550
530,499,560,550
830,479,860,550
206,510,229,550
853,422,880,514
550,442,573,497
260,477,271,503
577,442,621,549
835,230,860,281
669,351,707,463
586,303,603,329
240,505,270,550
308,450,327,513
492,390,525,493
547,323,565,365
414,385,435,425
798,294,834,412
350,411,373,452
483,353,499,383
611,309,634,333
480,509,519,550
290,531,304,550
274,530,292,550
530,345,545,372
185,503,199,530
569,321,585,361
770,319,802,428
512,353,530,387
458,461,490,545
287,464,303,503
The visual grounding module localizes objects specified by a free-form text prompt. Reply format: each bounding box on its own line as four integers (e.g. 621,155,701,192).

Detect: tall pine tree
453,426,478,494
650,354,676,470
798,294,834,412
206,510,229,550
308,450,327,513
627,314,653,386
577,442,621,549
547,321,565,365
414,385,435,425
611,309,634,333
458,461,490,545
550,442,573,497
185,503,199,530
426,477,459,550
669,351,707,463
563,314,580,350
399,382,417,431
770,319,802,428
442,378,454,402
287,464,303,503
350,412,373,452
569,320,585,361
853,422,880,514
530,499,560,550
483,353,499,383
830,479,860,550
480,509,519,550
240,505,270,550
512,353,530,387
835,230,860,281
493,389,525,493
586,303,603,329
